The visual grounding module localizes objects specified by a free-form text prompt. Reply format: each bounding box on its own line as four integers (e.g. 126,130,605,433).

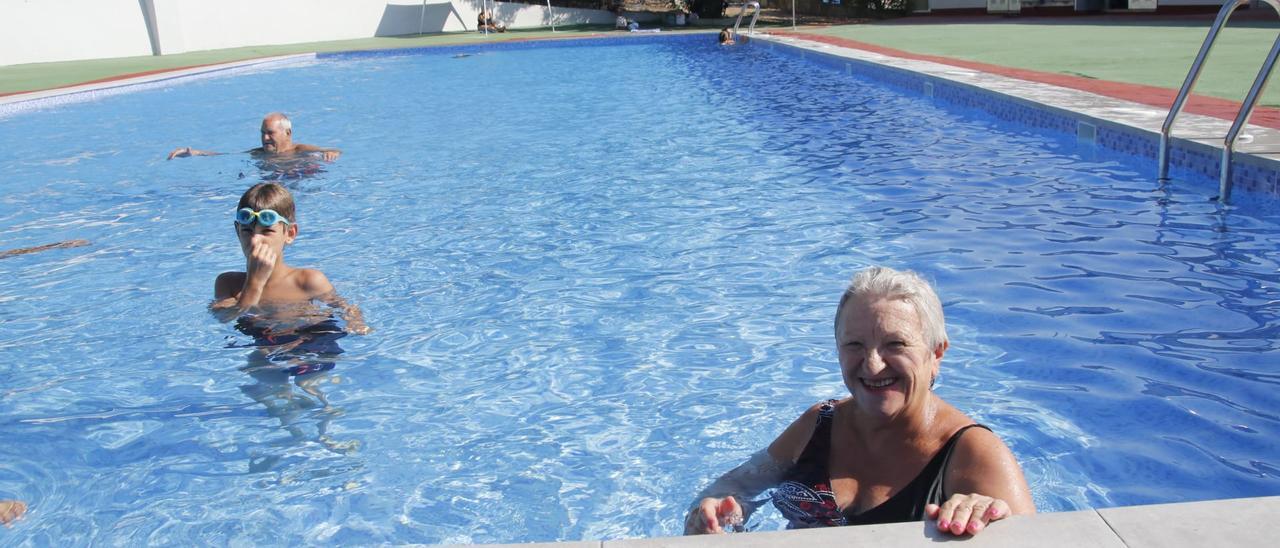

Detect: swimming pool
1,33,1277,544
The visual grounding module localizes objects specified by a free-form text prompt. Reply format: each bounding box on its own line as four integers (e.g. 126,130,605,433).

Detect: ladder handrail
1158,0,1280,203
733,1,761,39
1220,30,1280,202
1157,0,1250,181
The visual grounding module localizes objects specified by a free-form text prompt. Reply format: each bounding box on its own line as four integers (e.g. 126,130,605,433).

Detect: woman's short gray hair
834,266,948,351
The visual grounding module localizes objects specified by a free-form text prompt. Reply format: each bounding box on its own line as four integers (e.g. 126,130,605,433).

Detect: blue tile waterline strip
754,35,1280,205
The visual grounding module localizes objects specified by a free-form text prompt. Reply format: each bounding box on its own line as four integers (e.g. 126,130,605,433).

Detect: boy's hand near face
245,237,277,290
220,236,279,314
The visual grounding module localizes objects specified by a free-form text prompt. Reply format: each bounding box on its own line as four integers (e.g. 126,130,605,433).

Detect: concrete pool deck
4,10,1280,109
445,495,1278,547
756,31,1280,199
0,26,708,97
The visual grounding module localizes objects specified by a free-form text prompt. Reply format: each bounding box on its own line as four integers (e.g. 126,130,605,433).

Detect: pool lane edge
755,34,1280,204
0,53,318,118
435,495,1279,547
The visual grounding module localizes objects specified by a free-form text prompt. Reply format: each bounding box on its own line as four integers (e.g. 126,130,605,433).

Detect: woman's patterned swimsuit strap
769,399,991,528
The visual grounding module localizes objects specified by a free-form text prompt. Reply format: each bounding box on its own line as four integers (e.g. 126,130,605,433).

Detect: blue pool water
1,34,1278,544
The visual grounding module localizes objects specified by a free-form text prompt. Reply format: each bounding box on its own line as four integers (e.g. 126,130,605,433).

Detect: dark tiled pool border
317,32,707,60
756,37,1280,204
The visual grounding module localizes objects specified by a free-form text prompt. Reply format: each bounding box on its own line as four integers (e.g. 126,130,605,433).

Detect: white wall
926,0,985,8
147,0,431,54
150,0,619,55
0,0,620,67
0,0,154,66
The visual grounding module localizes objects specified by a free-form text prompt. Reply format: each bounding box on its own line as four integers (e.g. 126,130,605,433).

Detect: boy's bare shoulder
292,267,334,297
214,271,246,298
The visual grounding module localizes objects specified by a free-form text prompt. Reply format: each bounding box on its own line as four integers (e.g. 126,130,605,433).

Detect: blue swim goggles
235,207,292,227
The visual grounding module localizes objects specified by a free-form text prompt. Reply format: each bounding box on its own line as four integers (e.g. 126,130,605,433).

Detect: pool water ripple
0,36,1277,543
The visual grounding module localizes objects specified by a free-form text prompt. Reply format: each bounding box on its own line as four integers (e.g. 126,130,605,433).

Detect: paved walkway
799,11,1280,109
4,11,1280,114
0,26,695,97
776,27,1280,129
443,496,1280,547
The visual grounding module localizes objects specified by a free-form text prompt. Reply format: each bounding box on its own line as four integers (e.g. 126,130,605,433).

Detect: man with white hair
168,112,341,162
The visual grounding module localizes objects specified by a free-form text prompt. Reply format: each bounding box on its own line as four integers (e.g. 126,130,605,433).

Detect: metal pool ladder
732,1,761,39
1159,0,1280,203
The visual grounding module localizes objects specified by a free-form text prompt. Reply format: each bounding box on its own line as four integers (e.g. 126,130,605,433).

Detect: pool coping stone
0,53,316,107
437,496,1278,547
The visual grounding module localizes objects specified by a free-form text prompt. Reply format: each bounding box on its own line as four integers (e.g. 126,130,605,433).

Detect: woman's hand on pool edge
926,494,1011,536
684,496,743,534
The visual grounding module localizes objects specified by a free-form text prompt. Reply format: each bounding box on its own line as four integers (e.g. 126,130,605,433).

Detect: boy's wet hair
237,183,296,223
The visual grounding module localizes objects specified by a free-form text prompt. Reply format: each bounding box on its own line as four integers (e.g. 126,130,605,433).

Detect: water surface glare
1,35,1278,544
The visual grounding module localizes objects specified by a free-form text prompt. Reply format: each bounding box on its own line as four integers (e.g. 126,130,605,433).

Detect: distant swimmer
718,28,735,46
0,239,90,260
168,112,341,162
0,500,25,527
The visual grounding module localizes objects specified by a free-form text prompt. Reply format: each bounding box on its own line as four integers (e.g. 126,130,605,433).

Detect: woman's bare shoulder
769,398,847,462
947,420,1037,513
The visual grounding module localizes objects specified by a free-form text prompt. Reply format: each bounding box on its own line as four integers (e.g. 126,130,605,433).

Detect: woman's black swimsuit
769,399,991,528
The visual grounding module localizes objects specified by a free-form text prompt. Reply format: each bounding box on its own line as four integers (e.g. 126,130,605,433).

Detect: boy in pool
212,182,368,335
214,183,365,456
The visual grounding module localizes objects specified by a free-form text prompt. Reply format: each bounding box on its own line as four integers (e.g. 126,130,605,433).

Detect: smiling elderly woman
685,266,1035,536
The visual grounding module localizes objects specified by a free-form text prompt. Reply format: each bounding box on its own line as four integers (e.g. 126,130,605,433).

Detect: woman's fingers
685,496,744,535
934,494,1009,536
718,496,743,530
694,498,723,533
702,501,722,533
986,499,1011,521
965,498,992,534
949,499,975,535
934,496,959,532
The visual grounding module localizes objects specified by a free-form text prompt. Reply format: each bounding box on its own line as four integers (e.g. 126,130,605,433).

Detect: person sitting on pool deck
477,9,506,32
211,182,368,335
684,266,1035,536
168,112,341,162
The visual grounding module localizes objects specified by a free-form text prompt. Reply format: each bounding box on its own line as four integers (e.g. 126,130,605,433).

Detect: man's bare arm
168,146,224,160
294,143,342,161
